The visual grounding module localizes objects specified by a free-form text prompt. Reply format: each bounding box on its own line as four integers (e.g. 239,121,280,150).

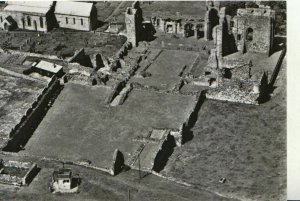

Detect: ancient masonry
0,160,38,186
232,6,275,55
125,2,143,47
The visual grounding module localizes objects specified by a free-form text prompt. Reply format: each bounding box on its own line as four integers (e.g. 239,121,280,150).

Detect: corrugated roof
34,60,63,74
4,1,53,15
55,1,93,17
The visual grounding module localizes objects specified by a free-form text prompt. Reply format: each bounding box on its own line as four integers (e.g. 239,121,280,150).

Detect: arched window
246,28,253,41
66,17,68,24
81,19,83,25
40,17,44,28
27,16,31,26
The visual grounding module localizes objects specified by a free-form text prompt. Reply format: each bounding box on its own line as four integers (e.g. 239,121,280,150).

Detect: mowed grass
130,49,199,91
1,158,237,201
24,83,196,169
162,59,286,201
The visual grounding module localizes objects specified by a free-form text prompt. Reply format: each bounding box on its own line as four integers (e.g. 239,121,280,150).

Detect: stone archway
184,23,194,37
246,28,254,42
245,27,254,52
206,8,219,40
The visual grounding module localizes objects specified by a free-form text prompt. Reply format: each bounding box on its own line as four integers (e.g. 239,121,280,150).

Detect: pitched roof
4,1,53,15
34,60,63,74
55,1,93,17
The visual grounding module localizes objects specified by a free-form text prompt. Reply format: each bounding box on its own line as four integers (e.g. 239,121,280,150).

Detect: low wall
0,66,46,84
0,161,38,186
0,47,62,61
206,86,259,105
105,81,126,104
151,41,209,55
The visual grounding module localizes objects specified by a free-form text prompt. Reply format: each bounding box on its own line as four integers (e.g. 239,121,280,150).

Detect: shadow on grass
152,135,176,173
25,167,41,186
258,45,286,104
182,91,206,144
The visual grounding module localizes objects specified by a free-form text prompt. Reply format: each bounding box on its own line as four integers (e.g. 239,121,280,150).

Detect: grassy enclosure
161,59,286,201
130,49,199,91
24,83,197,169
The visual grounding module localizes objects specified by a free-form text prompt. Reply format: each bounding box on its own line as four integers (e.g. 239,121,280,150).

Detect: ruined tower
125,1,143,47
125,7,137,47
204,0,220,41
231,5,275,55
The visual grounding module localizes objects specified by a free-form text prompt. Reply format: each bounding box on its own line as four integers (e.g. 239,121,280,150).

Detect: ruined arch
206,8,219,40
246,27,254,41
184,23,194,37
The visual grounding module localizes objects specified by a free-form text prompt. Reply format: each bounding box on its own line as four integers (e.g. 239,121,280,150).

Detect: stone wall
0,160,38,186
0,47,62,61
3,76,61,151
232,7,275,55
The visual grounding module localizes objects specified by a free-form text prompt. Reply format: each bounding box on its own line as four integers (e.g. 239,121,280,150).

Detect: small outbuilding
52,168,72,191
51,167,80,193
54,1,97,31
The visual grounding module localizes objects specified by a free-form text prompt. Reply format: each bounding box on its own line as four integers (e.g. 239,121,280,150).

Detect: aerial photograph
0,1,286,200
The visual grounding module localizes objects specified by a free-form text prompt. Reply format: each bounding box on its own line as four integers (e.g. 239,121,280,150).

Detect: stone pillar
194,24,198,39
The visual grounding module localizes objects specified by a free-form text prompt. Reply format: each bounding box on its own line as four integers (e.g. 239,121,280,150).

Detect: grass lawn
24,83,197,170
130,49,199,91
0,156,237,201
161,58,286,201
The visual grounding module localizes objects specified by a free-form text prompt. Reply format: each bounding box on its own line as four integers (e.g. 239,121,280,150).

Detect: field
0,70,45,147
24,83,197,170
130,49,199,91
140,1,206,18
160,58,286,201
